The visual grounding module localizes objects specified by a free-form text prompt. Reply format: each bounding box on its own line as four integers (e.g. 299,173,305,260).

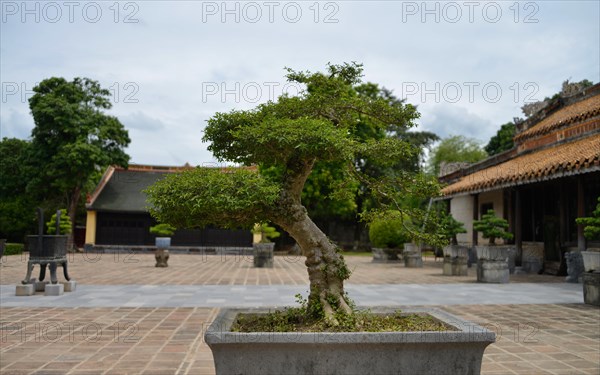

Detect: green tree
28,77,131,244
428,135,487,176
146,63,444,324
473,209,513,245
576,197,600,241
485,122,515,156
0,138,36,241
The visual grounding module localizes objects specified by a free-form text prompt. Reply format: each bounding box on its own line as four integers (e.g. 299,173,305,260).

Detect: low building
85,164,253,249
440,83,600,274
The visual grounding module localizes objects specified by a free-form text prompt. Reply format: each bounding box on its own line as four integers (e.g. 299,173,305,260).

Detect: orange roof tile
441,134,600,196
514,95,600,143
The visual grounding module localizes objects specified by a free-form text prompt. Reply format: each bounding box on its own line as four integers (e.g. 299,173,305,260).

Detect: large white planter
155,237,171,249
581,251,600,272
205,307,495,375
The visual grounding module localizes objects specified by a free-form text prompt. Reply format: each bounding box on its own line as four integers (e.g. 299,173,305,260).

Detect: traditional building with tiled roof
439,83,600,276
84,164,253,249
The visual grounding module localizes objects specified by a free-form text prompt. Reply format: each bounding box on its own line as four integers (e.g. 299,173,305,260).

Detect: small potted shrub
252,223,280,268
441,212,468,276
368,213,410,263
473,209,514,283
575,197,600,305
149,223,176,267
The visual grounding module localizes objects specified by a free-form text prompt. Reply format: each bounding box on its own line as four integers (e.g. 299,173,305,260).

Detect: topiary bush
369,213,412,249
473,209,513,245
576,197,600,241
253,223,281,243
45,209,72,235
149,223,177,237
441,211,467,246
4,243,24,256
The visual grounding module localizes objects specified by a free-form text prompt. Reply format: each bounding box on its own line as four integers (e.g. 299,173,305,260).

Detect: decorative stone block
35,281,49,292
253,243,274,268
62,280,77,292
15,284,35,296
477,259,509,283
372,248,400,263
404,253,423,268
565,251,584,283
583,272,600,306
155,249,169,267
44,283,64,296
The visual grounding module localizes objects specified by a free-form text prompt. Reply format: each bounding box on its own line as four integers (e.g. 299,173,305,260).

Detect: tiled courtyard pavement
1,254,598,375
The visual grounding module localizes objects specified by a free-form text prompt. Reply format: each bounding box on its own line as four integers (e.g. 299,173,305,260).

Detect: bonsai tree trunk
276,205,352,323
273,158,352,324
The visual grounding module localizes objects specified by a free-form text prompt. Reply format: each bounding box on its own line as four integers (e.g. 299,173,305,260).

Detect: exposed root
320,292,339,326
338,295,353,315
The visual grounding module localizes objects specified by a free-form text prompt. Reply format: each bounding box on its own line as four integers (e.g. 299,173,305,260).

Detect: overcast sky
1,1,598,166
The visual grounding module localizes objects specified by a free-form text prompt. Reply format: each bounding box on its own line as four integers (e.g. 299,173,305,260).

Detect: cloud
120,112,166,132
0,109,33,140
418,104,496,142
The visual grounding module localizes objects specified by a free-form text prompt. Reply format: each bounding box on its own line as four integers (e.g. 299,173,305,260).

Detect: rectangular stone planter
474,245,510,283
253,242,274,268
205,307,495,375
581,251,600,272
403,243,423,268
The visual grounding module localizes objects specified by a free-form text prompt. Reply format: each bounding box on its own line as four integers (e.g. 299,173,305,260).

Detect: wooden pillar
559,182,566,246
472,193,479,246
515,188,522,265
577,176,586,251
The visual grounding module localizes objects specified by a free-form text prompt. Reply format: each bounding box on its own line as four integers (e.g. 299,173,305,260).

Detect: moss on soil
232,309,454,333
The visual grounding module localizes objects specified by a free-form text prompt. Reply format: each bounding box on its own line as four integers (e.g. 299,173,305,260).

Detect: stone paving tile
1,253,563,286
0,304,598,375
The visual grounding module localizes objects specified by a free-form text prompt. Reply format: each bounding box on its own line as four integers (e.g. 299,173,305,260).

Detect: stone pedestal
564,251,584,283
62,280,77,292
35,281,49,292
372,248,400,263
155,249,169,267
443,257,468,276
582,272,600,306
404,253,423,268
477,259,509,283
16,284,35,296
45,283,64,296
253,243,274,268
581,251,600,272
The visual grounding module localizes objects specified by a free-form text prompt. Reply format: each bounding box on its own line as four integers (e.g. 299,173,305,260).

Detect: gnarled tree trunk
276,206,352,324
274,152,353,324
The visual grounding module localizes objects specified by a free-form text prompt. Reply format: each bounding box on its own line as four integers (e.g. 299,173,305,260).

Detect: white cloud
1,0,598,165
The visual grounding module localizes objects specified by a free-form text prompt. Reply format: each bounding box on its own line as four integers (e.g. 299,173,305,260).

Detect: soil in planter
232,305,454,333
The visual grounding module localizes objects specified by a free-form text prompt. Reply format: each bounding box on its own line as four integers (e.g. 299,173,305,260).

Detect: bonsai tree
45,209,72,235
146,63,444,324
576,197,600,241
149,223,176,237
253,223,281,243
369,212,411,249
441,211,467,246
473,209,513,245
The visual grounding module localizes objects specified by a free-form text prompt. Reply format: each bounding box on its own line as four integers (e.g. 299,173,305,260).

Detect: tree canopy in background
427,135,487,176
27,77,131,241
484,122,516,156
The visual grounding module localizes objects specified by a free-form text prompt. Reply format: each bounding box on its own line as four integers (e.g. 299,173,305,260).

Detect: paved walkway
0,283,584,308
1,254,598,375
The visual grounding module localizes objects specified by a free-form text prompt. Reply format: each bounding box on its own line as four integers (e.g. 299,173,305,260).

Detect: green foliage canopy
485,122,515,156
368,212,412,248
576,197,600,241
440,211,467,246
28,77,131,231
473,209,513,245
428,135,487,176
46,209,72,235
149,223,177,237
